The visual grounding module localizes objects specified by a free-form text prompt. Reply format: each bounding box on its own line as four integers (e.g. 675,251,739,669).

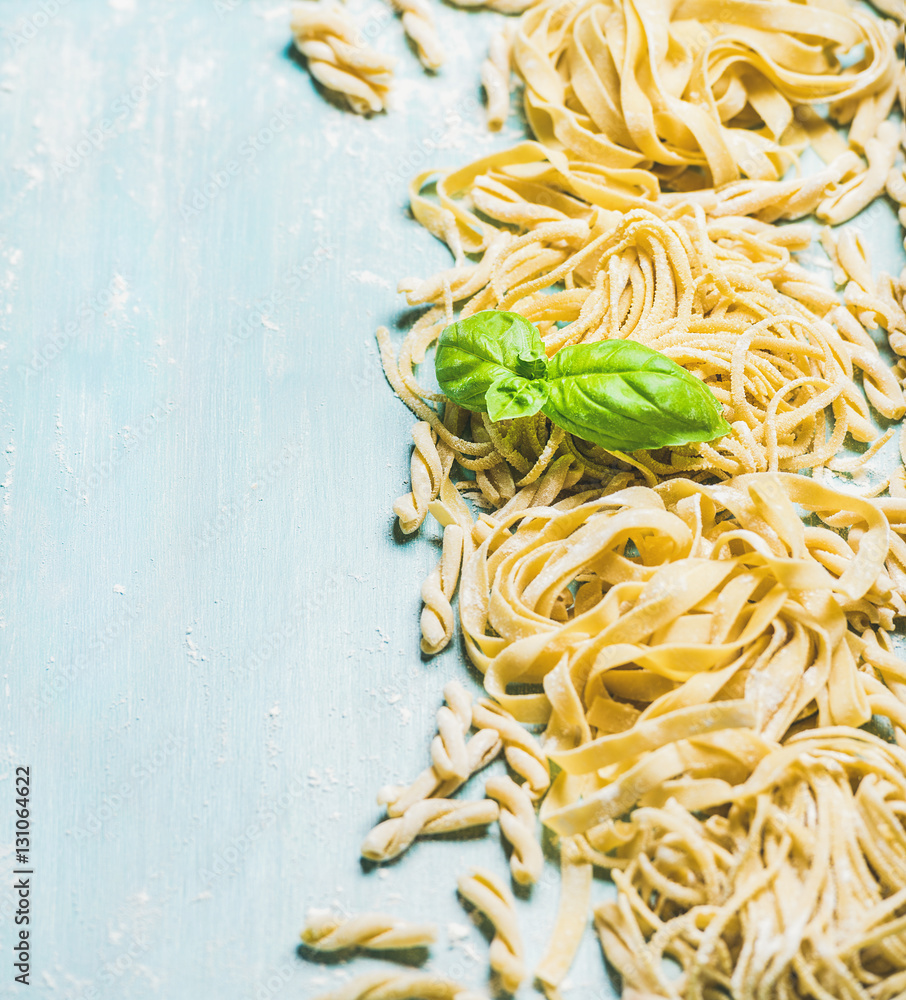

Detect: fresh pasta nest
461,473,906,754
389,204,906,494
594,729,906,1000
514,0,900,188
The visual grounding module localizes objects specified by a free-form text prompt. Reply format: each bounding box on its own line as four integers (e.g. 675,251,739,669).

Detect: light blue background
0,1,613,998
1,2,904,999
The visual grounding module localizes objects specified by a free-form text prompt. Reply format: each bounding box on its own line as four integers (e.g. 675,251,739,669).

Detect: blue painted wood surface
1,2,904,999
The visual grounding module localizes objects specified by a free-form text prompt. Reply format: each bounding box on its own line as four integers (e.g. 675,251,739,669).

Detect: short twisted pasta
300,910,437,951
394,421,452,534
485,774,543,885
420,524,465,655
481,29,512,131
387,0,444,71
376,682,491,816
471,699,550,798
447,0,540,12
312,969,486,1000
430,680,472,781
818,121,901,224
290,4,394,115
361,798,500,862
456,868,526,993
379,727,502,817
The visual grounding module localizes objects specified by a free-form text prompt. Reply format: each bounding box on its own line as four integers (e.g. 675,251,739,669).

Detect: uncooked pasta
290,3,395,114
481,29,513,132
512,0,899,188
313,970,487,1000
386,0,444,72
383,203,906,523
485,774,542,884
289,0,906,996
456,868,526,993
301,910,437,951
594,731,906,1000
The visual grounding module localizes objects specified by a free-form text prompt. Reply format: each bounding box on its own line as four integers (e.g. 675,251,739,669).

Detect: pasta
512,0,898,188
378,725,502,816
447,0,541,14
386,0,444,72
430,680,473,782
471,698,551,799
393,421,454,535
481,29,512,132
461,473,906,740
817,120,901,224
384,203,905,507
289,0,906,996
376,682,502,817
290,3,395,114
594,730,906,1000
534,836,592,999
301,910,437,951
485,774,543,884
313,969,486,1000
361,797,500,862
420,524,465,655
456,868,526,992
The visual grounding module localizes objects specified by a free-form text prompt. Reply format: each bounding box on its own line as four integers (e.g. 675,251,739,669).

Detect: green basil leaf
485,375,549,422
542,339,730,451
514,350,548,381
435,311,548,413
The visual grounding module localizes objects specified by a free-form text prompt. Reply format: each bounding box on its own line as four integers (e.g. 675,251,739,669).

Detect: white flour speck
350,270,391,290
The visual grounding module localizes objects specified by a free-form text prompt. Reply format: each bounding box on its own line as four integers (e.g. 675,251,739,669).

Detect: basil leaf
542,340,730,451
435,311,548,413
485,375,549,422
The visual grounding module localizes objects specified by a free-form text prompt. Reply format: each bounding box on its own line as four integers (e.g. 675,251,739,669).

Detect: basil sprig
435,311,730,452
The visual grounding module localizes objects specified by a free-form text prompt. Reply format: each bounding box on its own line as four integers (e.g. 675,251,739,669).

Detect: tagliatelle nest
461,473,906,748
513,0,900,188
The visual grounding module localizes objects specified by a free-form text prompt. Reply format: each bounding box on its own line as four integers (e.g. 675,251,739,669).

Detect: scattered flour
349,270,392,290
